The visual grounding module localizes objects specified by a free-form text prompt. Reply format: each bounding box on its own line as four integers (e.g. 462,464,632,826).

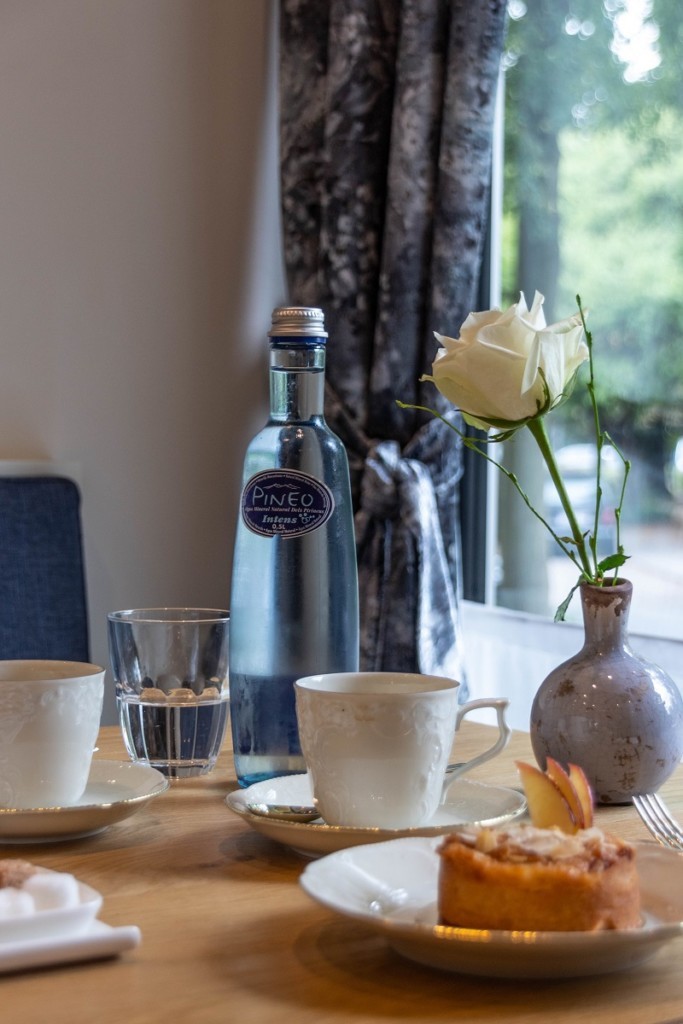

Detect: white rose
422,291,589,430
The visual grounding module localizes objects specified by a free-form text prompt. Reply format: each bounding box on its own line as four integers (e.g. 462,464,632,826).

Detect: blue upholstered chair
0,476,90,661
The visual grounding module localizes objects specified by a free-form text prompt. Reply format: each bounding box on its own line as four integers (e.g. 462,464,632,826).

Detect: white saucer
300,836,683,979
226,773,526,857
0,761,169,843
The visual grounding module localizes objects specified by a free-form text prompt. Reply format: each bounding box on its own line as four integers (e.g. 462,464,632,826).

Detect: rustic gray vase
530,579,683,804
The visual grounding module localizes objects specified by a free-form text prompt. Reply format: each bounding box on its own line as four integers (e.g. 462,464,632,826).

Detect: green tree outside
503,0,683,521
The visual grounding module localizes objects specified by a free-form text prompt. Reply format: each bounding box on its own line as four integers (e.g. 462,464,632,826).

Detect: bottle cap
269,306,328,338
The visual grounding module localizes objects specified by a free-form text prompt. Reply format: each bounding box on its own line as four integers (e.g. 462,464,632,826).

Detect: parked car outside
665,437,683,502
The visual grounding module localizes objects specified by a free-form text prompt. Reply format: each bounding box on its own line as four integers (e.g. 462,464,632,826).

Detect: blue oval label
240,469,335,538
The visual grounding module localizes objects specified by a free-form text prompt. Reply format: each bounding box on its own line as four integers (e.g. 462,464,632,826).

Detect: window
493,0,683,640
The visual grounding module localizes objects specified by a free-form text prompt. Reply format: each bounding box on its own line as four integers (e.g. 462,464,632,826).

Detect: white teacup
295,672,510,828
0,660,104,809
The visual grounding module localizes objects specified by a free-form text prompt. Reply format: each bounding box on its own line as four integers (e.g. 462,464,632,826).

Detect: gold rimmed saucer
301,837,683,978
226,773,526,857
0,760,169,843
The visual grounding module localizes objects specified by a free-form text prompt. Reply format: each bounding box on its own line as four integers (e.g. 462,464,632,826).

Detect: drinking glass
108,608,229,778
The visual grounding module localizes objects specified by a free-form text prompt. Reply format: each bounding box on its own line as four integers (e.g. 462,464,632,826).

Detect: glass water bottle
228,306,359,787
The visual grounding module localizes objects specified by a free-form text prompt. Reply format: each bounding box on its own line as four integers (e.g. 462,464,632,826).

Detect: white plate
0,921,141,974
0,761,169,843
226,773,526,857
300,837,683,978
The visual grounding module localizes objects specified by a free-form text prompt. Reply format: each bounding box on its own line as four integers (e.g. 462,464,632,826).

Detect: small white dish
0,868,102,944
226,773,526,857
0,921,141,974
300,837,683,979
0,761,169,843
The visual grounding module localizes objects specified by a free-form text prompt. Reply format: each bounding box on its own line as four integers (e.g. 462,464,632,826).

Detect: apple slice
568,763,594,828
545,757,585,828
516,761,578,833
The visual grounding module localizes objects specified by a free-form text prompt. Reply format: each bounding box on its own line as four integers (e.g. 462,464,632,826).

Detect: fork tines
632,793,683,852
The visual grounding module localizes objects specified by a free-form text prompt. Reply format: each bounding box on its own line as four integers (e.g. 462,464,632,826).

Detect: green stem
577,296,603,569
526,417,594,579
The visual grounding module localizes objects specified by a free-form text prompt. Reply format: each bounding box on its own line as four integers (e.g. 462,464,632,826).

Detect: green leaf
554,580,582,621
488,427,521,443
596,552,629,573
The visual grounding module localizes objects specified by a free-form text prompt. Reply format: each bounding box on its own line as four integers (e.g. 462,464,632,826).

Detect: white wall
0,1,285,722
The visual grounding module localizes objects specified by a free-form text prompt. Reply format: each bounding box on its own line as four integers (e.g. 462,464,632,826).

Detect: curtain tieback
356,440,463,682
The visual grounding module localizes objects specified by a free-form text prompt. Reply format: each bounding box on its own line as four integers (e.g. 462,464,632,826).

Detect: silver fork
632,793,683,852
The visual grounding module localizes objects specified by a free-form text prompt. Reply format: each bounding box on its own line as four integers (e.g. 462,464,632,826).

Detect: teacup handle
442,698,511,798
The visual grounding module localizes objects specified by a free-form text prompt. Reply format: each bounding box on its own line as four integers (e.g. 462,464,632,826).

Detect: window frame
459,66,683,723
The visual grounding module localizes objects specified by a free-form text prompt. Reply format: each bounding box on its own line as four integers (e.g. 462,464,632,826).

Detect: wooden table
3,724,683,1024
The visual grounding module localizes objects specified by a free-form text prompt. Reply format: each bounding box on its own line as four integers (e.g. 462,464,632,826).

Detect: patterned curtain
279,0,507,690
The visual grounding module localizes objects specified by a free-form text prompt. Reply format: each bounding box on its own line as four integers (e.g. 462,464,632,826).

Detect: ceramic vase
530,579,683,804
